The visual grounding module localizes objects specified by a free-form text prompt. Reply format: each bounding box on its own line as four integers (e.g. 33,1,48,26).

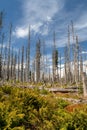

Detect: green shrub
0,85,87,130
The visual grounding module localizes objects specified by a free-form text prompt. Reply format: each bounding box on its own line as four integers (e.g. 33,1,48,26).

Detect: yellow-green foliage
0,85,87,130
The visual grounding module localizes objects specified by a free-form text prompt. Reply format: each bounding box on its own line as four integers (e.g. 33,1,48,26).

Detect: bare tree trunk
7,24,12,81
27,26,30,82
60,53,61,83
64,46,68,83
67,25,72,83
36,39,41,82
13,54,17,82
31,59,35,82
3,47,7,80
10,47,14,80
25,47,28,82
52,31,58,83
0,13,4,80
75,36,79,84
71,21,75,83
21,46,24,82
18,49,20,81
80,53,83,82
1,33,4,56
0,12,3,29
0,54,2,79
82,72,87,97
42,40,45,82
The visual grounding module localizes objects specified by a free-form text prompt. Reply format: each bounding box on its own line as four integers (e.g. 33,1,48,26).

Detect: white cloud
75,12,87,30
13,22,43,38
81,51,87,54
74,12,87,42
13,26,28,38
22,0,63,24
13,0,87,49
47,16,52,22
13,0,64,38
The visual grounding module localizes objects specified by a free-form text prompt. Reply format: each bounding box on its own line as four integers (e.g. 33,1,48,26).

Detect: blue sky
0,0,87,61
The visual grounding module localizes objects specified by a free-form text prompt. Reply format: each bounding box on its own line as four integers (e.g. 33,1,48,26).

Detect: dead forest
0,12,87,91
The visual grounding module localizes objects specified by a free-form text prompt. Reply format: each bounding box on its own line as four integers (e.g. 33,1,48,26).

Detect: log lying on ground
48,88,78,93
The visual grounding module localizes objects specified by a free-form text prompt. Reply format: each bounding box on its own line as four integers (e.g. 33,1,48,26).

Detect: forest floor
0,81,87,129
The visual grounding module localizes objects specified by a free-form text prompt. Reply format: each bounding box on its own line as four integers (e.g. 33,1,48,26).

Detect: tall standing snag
18,49,20,81
36,39,41,82
21,46,24,82
52,31,58,82
82,72,87,97
67,25,72,83
7,24,12,81
27,26,30,82
0,12,3,80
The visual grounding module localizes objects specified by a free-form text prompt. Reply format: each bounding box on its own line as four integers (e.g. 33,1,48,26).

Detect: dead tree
67,25,72,83
75,36,79,84
0,11,3,29
82,72,87,97
7,24,12,81
13,54,17,82
64,46,68,83
21,46,24,82
71,21,76,83
3,47,7,80
52,31,58,82
25,47,27,82
0,54,1,81
10,47,14,79
0,12,3,80
1,33,4,56
36,39,41,82
59,53,61,83
41,40,45,82
80,51,83,81
18,49,20,81
31,58,35,82
27,26,30,82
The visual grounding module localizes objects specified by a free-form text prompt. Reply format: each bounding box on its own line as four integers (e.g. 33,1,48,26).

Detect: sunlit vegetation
0,85,87,130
